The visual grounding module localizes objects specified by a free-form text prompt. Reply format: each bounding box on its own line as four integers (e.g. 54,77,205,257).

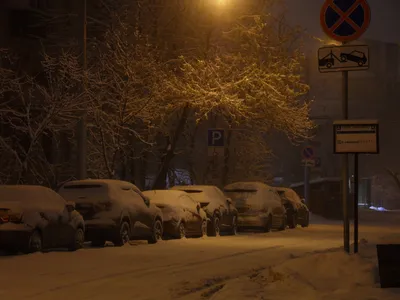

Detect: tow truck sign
318,44,369,73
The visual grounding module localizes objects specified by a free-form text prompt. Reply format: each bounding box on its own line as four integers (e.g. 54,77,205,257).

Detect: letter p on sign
208,129,225,147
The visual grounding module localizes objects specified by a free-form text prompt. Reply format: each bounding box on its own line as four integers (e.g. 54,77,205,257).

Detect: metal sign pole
304,164,310,204
342,42,350,254
320,0,371,255
354,153,359,253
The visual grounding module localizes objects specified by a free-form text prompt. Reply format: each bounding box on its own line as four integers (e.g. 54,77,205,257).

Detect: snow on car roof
224,181,272,191
274,187,302,203
172,185,214,192
63,179,136,188
59,179,142,204
0,185,54,200
143,190,185,203
0,185,64,209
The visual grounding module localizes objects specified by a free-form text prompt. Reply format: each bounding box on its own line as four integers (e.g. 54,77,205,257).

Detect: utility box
376,244,400,288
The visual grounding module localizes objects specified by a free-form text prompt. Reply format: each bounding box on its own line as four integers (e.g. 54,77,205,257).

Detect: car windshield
224,189,257,202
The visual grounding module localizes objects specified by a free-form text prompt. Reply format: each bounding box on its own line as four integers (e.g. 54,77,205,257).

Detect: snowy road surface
0,213,400,300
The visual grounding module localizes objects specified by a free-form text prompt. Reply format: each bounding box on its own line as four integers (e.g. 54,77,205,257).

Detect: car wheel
358,60,364,66
148,220,163,244
340,55,347,62
22,230,42,254
200,220,207,237
278,215,287,231
229,216,238,235
69,228,85,251
301,214,310,228
288,214,297,229
113,221,130,247
209,216,220,237
326,62,332,68
177,222,186,239
263,215,272,233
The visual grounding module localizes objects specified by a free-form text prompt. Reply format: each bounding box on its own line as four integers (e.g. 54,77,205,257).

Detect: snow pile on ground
209,239,400,300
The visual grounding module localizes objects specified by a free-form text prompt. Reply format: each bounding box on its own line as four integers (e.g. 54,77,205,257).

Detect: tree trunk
136,151,147,190
152,105,189,189
188,123,199,184
221,130,232,187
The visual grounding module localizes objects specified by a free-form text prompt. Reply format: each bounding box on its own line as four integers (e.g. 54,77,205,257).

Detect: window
224,189,257,202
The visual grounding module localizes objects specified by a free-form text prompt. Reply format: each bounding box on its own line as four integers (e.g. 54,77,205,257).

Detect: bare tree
83,13,175,179
0,50,84,186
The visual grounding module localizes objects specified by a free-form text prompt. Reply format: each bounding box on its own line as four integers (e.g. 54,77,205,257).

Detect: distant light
369,206,388,212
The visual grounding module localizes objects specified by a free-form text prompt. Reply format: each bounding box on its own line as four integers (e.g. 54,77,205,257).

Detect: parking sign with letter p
207,129,224,147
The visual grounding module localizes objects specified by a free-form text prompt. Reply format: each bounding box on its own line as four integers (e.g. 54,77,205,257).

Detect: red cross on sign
320,0,371,42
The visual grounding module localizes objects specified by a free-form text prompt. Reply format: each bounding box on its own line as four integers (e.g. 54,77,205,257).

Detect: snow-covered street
1,213,400,300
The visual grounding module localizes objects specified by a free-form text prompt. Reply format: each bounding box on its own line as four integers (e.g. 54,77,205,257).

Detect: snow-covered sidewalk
203,234,400,300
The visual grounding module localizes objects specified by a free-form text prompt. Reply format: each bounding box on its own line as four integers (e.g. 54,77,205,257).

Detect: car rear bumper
84,218,119,241
237,214,268,228
0,224,32,249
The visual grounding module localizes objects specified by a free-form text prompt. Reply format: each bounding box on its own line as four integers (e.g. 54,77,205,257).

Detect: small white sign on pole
333,120,379,154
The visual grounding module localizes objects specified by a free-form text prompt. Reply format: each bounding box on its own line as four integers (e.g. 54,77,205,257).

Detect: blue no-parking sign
302,146,315,159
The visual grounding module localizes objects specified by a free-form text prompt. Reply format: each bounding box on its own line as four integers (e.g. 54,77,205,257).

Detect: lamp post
77,0,87,179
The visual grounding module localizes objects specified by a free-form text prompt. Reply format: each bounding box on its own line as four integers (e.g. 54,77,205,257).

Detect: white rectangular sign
301,159,315,167
318,45,369,73
333,120,379,154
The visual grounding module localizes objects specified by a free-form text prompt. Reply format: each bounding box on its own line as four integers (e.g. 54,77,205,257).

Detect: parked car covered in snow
171,185,238,236
143,190,208,239
224,182,287,232
0,185,85,253
275,187,309,228
58,179,163,246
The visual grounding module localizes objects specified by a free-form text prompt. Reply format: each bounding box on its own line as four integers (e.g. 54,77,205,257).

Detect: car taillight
0,210,22,223
0,215,9,223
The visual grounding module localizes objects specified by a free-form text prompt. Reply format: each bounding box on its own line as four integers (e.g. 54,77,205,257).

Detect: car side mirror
66,201,76,213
